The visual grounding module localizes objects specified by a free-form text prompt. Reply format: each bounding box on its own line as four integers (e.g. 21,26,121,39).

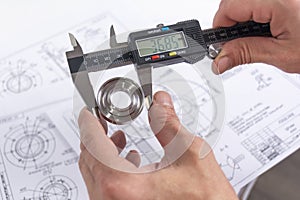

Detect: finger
78,108,119,162
78,108,106,134
125,150,141,167
211,37,280,74
110,130,127,154
213,0,237,27
213,0,273,28
149,91,199,168
211,0,285,74
148,91,181,147
78,108,137,172
78,153,95,192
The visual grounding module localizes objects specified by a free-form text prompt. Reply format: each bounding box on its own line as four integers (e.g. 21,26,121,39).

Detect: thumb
149,91,188,147
212,37,278,74
149,92,209,166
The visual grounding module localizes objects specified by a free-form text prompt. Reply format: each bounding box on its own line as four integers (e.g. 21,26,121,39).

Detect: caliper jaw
66,34,101,119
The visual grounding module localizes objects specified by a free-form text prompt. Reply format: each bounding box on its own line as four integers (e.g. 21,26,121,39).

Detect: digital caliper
66,19,272,124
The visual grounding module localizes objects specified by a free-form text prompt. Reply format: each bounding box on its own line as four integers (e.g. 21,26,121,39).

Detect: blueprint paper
0,99,87,199
88,60,300,191
0,1,151,198
137,0,300,190
0,0,300,199
216,64,300,190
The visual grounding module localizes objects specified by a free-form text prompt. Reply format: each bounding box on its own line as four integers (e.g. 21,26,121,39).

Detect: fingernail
217,57,231,73
154,92,173,107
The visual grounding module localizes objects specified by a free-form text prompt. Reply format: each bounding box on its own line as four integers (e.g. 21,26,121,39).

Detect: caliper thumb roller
66,19,272,124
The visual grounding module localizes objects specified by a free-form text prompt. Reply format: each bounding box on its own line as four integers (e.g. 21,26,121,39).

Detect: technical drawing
75,24,108,52
0,151,14,200
242,129,288,165
3,114,56,170
251,68,272,91
157,76,220,138
0,59,42,96
63,111,79,134
0,13,128,99
220,154,245,181
39,42,70,79
108,115,163,166
33,175,78,200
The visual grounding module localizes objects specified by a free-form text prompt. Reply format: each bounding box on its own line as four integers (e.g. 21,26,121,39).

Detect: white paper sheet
0,1,152,198
0,99,88,199
1,0,300,198
216,64,300,190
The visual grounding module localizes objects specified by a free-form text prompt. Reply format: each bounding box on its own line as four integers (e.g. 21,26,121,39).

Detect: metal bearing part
97,77,144,125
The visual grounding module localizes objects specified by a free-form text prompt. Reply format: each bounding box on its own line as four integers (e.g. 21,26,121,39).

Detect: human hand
212,0,300,74
78,91,238,200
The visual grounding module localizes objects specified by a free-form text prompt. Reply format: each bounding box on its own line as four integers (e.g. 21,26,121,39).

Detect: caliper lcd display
136,31,188,57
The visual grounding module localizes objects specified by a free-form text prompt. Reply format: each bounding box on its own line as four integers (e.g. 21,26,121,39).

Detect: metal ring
97,77,144,125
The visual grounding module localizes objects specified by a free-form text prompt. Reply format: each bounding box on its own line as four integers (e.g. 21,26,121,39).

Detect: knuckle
101,177,144,200
187,137,204,155
165,106,179,121
100,179,120,198
150,105,180,134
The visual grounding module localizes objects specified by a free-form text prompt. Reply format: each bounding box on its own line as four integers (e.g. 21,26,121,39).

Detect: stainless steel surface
71,71,99,116
97,77,144,124
136,64,153,110
67,33,84,58
109,25,128,48
68,33,99,118
69,33,78,48
144,95,152,110
91,107,101,119
208,43,223,59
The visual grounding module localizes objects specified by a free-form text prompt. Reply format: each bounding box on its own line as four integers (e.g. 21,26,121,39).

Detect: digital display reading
136,32,188,57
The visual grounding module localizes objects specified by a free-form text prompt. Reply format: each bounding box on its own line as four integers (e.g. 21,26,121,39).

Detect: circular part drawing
220,154,245,181
6,74,33,93
33,175,78,200
0,60,42,96
15,134,45,159
4,125,56,169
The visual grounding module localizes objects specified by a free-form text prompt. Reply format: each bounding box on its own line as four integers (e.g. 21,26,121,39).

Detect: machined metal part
208,43,223,59
67,34,100,119
136,64,153,110
68,33,84,58
91,107,101,119
110,25,128,48
97,77,144,125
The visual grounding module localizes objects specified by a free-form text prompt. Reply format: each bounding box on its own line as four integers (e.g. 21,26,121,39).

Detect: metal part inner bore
97,77,144,125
